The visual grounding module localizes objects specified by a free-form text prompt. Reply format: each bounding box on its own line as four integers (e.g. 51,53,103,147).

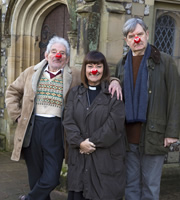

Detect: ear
124,37,129,46
44,52,48,61
146,30,149,40
65,56,70,64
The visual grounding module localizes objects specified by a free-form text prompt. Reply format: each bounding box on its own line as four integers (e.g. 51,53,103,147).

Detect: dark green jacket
115,45,180,155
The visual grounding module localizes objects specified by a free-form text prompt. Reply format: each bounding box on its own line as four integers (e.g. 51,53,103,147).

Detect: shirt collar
44,65,63,75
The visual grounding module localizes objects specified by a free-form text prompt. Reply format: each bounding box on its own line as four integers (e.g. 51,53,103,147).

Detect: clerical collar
88,84,101,91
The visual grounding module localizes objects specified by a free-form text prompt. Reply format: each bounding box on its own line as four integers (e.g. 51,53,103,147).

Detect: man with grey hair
5,36,121,200
5,36,80,200
115,18,180,200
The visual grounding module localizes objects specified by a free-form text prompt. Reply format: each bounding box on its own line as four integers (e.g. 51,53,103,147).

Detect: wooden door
39,4,71,60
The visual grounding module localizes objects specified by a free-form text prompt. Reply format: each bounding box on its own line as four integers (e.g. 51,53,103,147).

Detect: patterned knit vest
35,73,63,117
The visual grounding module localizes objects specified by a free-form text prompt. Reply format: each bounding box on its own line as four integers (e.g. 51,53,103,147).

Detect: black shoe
18,195,26,200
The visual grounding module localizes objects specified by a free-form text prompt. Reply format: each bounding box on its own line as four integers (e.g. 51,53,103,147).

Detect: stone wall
1,0,180,151
0,0,9,150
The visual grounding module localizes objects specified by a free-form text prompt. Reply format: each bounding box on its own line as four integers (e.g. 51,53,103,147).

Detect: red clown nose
55,53,62,58
91,69,98,75
134,36,141,43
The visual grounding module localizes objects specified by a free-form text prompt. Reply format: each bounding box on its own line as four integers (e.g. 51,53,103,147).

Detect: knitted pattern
36,73,63,117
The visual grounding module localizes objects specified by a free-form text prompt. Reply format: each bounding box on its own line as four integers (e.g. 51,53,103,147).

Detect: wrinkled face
125,24,149,56
86,63,104,86
45,43,69,72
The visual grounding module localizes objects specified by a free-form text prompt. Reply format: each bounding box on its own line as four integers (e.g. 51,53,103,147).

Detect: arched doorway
39,4,71,60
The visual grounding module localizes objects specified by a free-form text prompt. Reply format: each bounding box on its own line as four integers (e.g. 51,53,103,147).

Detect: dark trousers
67,191,123,200
23,116,64,200
68,191,89,200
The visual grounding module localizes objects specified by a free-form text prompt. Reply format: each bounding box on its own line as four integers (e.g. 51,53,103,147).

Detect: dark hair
81,51,110,87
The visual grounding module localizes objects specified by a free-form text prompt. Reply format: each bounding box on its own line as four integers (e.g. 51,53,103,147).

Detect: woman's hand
80,138,96,154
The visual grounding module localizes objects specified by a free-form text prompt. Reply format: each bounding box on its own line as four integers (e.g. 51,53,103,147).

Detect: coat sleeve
63,87,84,148
89,98,126,148
164,55,180,138
5,70,27,122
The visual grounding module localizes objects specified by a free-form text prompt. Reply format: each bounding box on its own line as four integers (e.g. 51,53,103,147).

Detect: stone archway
4,0,74,86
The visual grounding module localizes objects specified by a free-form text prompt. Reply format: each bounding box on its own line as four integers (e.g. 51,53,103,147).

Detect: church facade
0,0,180,151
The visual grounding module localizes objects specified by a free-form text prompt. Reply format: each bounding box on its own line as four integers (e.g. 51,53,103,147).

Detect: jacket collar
122,44,160,65
63,64,73,98
32,59,47,92
32,59,72,98
149,45,160,64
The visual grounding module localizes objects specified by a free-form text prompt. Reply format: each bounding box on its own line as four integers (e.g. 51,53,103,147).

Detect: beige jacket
5,59,81,161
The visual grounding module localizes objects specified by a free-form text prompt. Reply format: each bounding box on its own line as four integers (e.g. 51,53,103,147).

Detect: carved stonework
76,1,100,54
106,3,126,14
0,109,4,118
76,1,97,13
1,48,6,56
67,0,77,31
87,13,100,52
144,5,150,16
139,0,145,3
68,31,77,49
124,3,132,15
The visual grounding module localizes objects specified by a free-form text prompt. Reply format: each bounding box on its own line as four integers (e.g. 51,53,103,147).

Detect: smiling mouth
90,73,100,76
54,60,61,63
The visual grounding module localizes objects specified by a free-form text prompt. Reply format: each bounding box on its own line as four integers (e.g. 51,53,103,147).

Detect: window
154,15,175,56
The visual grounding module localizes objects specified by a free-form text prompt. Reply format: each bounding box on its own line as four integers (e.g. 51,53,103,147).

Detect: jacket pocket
98,149,125,176
147,119,166,145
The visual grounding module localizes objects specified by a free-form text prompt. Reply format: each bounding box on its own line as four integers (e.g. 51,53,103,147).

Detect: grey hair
123,18,148,37
46,36,70,57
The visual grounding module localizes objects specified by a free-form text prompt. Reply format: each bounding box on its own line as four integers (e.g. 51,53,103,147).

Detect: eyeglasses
50,49,66,56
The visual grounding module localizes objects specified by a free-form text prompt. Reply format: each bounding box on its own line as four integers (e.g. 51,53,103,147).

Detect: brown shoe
18,195,26,200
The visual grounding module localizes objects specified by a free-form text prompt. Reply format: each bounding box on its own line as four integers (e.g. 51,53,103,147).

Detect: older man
115,18,180,200
5,36,121,200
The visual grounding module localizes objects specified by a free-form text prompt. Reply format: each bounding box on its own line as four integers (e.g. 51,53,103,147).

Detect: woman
63,51,126,200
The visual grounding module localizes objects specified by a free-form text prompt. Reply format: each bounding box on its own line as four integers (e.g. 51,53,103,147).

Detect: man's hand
109,80,122,101
164,138,178,147
16,116,21,123
80,139,96,154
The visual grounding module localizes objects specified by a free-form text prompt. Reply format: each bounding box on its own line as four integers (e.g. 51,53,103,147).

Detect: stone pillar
99,1,126,73
73,0,101,68
68,30,78,68
0,1,8,150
